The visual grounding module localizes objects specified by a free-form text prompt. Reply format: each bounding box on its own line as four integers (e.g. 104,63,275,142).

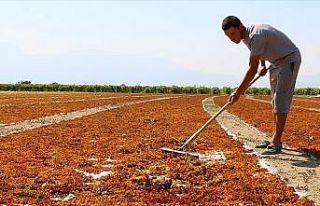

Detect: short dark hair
222,16,242,30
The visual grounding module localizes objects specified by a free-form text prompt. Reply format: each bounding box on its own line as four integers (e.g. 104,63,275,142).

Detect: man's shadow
292,147,320,168
262,147,320,168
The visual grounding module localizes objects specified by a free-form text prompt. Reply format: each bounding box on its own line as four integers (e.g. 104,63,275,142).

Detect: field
0,92,319,205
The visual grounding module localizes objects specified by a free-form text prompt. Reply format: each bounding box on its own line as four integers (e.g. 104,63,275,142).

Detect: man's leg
272,113,288,146
271,52,301,146
264,51,301,154
270,67,280,145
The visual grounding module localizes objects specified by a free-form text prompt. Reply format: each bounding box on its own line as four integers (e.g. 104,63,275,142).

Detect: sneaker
255,140,271,148
262,144,282,155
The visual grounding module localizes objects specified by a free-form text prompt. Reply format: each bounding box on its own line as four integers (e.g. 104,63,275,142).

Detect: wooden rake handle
178,101,230,151
178,71,267,151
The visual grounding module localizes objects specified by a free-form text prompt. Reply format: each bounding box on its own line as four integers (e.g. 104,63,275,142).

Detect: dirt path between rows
246,96,320,112
0,96,182,137
203,97,320,205
0,94,171,107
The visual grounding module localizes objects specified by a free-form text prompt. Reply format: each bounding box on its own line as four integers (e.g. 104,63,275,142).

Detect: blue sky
0,1,319,87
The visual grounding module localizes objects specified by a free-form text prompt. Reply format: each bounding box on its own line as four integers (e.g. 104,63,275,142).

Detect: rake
161,71,266,157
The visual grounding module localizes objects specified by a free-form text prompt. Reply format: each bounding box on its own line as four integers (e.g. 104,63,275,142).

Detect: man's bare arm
234,55,260,95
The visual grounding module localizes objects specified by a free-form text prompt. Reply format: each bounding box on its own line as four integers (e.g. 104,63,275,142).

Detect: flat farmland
0,92,177,124
0,92,318,205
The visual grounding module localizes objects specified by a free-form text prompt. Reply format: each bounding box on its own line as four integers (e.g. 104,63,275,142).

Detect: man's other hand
258,66,268,76
228,91,240,105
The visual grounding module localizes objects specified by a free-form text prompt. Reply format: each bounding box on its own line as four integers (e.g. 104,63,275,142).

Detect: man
222,16,301,154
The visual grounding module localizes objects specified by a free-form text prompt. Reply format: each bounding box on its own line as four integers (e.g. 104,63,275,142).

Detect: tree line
0,83,319,96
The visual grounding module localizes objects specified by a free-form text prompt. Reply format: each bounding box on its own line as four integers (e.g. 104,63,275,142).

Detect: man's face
224,26,242,44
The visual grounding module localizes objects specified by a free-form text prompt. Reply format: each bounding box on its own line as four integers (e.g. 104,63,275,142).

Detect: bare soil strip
296,95,320,100
0,94,173,107
294,99,320,104
309,96,320,99
0,96,131,107
246,96,320,112
0,95,176,124
0,92,120,102
252,95,320,103
205,97,320,205
0,96,181,137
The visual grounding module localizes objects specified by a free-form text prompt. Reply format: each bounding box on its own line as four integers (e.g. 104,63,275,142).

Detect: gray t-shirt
242,24,298,63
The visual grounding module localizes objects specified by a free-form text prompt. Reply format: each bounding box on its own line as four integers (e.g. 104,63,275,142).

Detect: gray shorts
269,50,301,113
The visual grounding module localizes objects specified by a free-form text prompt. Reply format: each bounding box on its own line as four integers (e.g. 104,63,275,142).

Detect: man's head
222,16,245,44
